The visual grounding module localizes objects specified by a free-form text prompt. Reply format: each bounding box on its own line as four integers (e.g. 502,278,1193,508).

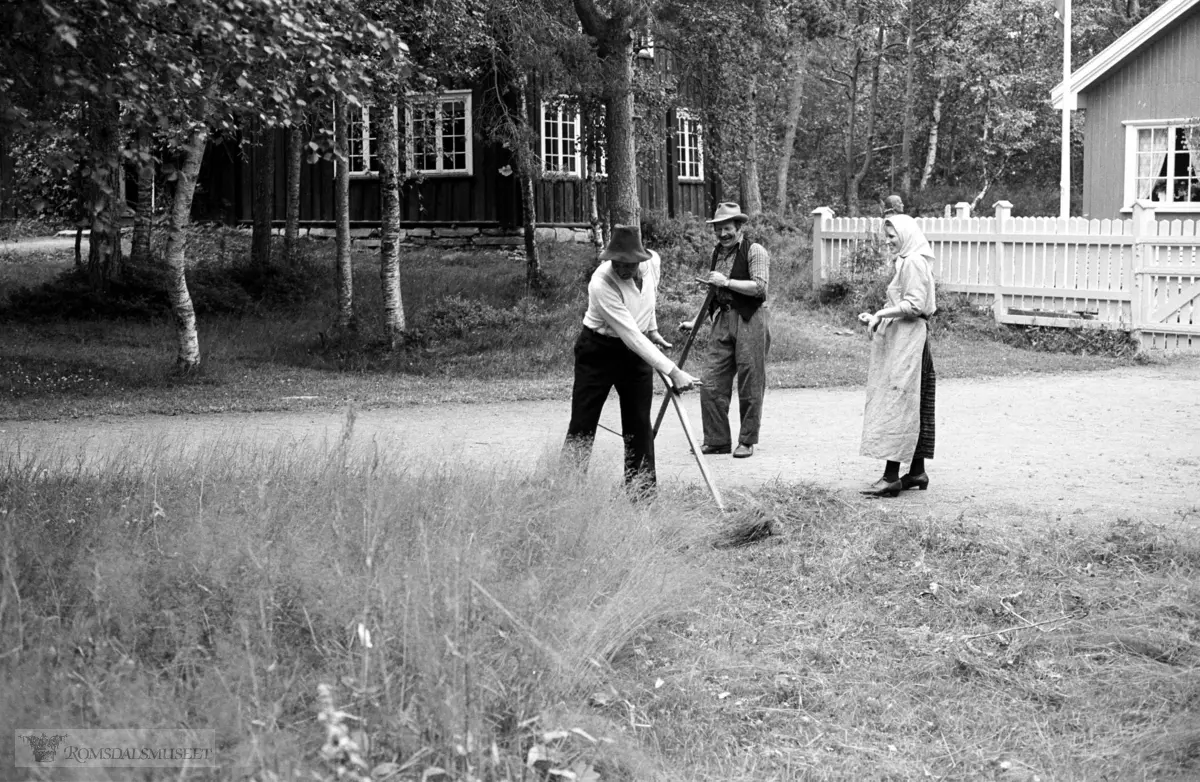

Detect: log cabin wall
191,47,720,228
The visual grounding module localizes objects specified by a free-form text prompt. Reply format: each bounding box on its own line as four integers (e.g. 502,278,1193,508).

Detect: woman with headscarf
858,214,937,497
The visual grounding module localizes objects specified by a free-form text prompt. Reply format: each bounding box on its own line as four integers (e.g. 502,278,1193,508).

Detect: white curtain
1186,125,1200,202
1136,129,1168,200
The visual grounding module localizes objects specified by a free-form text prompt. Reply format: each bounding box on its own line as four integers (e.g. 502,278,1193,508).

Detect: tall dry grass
0,422,708,780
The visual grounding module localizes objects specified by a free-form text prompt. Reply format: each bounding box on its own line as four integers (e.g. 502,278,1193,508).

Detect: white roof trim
1051,0,1200,109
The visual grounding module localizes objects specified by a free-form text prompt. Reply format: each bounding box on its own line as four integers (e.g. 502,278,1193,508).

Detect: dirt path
3,361,1199,529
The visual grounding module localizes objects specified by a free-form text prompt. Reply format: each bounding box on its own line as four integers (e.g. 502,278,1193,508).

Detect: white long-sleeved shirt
581,251,677,375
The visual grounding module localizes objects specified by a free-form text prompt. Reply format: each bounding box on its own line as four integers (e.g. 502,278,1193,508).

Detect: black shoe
700,444,731,455
733,443,754,458
861,477,902,498
900,472,929,491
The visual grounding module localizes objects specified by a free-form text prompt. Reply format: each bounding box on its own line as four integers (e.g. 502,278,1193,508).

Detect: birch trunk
378,102,405,345
899,11,916,198
163,126,207,370
918,79,945,191
774,42,809,213
284,124,302,266
586,154,605,252
515,81,542,291
334,95,354,330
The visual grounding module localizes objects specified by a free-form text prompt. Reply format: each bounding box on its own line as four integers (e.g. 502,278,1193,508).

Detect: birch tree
6,0,407,369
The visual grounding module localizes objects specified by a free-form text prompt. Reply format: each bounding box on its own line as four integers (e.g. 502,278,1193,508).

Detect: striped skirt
913,338,936,459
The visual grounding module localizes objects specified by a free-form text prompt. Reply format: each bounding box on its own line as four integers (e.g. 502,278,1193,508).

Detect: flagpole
1060,0,1072,219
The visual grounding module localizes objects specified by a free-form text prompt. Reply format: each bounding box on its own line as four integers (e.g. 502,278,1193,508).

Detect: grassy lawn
2,444,1196,780
3,228,1194,781
0,232,1143,420
2,229,1190,777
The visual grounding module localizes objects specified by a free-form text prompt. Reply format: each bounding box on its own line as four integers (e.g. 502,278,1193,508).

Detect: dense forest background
1,0,1166,223
0,0,1166,364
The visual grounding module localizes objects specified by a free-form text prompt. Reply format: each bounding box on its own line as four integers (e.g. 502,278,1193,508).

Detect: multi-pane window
347,106,385,176
407,90,472,176
636,32,655,59
541,100,581,177
676,109,704,181
1129,121,1200,206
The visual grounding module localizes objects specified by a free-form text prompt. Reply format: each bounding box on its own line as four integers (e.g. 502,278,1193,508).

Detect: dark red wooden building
192,47,720,233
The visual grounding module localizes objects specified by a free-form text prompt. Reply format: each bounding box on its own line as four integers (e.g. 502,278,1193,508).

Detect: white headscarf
884,214,935,261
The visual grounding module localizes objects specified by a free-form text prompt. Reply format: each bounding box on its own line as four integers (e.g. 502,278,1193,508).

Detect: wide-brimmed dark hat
599,225,653,264
706,202,750,224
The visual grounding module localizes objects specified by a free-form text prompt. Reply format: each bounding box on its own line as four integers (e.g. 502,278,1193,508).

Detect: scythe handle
657,371,725,512
652,286,715,438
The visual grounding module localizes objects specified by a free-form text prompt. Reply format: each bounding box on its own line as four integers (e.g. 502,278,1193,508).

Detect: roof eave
1049,0,1199,104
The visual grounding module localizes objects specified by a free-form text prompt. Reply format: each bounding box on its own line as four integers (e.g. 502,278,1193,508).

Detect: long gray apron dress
860,255,935,461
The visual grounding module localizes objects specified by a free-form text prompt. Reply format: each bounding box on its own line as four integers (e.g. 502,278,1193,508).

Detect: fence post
810,207,835,288
1129,201,1156,342
954,202,971,219
991,200,1013,323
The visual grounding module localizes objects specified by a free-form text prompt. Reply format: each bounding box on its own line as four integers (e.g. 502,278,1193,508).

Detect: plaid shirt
713,240,769,300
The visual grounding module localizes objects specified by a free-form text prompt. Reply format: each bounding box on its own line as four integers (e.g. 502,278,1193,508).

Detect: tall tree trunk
603,45,638,227
575,0,640,226
378,103,405,345
898,9,916,199
848,27,885,216
163,126,207,370
841,51,862,215
774,42,809,213
514,81,543,291
740,0,768,215
86,95,124,286
919,78,946,191
130,129,154,266
333,95,354,330
284,124,302,266
742,72,763,215
251,118,275,269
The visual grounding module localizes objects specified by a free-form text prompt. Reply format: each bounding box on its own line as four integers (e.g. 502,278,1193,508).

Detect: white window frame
636,32,655,59
405,89,473,177
346,105,399,178
1122,118,1200,212
540,99,583,179
676,109,705,182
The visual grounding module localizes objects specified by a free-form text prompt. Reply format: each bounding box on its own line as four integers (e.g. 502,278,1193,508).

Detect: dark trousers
700,307,771,447
564,328,656,490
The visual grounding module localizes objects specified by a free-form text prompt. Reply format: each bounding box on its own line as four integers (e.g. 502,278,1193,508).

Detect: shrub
0,217,68,240
422,294,522,338
1,230,331,321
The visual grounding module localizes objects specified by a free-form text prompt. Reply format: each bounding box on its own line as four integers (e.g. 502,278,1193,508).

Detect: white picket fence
810,202,1200,352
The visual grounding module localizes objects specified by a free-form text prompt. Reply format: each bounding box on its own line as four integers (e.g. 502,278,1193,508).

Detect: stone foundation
269,224,599,249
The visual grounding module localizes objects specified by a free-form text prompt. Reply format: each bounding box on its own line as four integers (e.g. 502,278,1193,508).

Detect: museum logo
15,729,218,769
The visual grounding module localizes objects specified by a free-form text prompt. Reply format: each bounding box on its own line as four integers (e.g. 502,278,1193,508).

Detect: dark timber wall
192,52,720,227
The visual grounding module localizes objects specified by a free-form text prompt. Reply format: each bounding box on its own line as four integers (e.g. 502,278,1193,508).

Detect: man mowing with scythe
563,225,703,496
